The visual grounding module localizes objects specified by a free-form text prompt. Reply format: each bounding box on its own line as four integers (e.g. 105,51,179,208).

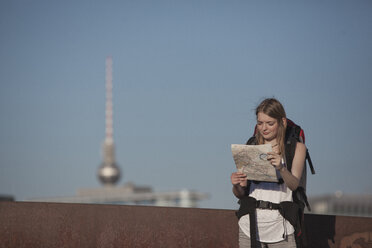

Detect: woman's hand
231,172,247,187
267,152,284,171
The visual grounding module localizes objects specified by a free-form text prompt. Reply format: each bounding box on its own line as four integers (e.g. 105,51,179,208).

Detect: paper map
231,144,279,182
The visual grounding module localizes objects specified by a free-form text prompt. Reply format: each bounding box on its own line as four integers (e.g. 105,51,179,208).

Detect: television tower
97,56,121,186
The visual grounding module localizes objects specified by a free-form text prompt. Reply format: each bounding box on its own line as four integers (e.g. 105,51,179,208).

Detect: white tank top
238,182,295,243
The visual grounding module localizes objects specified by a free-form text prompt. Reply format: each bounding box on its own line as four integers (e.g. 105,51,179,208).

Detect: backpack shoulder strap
285,136,297,172
285,124,301,143
246,136,257,145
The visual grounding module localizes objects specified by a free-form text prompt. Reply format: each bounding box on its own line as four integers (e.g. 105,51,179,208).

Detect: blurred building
27,182,207,208
307,192,372,217
0,194,14,202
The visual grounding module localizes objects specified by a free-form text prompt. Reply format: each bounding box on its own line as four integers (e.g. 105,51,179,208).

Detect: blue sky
0,0,371,209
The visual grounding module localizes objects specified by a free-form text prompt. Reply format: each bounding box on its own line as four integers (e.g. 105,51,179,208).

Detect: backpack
246,118,315,247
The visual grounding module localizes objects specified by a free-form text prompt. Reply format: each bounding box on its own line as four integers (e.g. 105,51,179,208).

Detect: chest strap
256,200,281,210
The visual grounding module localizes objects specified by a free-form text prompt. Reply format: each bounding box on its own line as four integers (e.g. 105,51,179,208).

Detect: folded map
231,144,279,182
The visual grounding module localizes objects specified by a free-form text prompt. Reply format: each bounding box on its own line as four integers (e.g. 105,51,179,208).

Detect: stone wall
0,202,371,248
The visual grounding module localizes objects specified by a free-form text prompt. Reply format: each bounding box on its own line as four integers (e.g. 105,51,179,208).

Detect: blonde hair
255,98,287,156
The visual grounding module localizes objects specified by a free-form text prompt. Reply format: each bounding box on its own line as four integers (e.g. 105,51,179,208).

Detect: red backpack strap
299,129,305,143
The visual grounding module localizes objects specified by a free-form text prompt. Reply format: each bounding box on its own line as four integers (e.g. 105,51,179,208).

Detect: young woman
231,98,306,248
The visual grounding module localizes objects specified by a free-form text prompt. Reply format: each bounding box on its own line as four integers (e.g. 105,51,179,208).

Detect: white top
238,182,295,243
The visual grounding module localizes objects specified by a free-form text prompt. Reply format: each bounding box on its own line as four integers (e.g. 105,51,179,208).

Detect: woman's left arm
279,142,306,191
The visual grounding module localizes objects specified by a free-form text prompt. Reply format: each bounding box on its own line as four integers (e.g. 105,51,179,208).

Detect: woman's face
256,112,279,142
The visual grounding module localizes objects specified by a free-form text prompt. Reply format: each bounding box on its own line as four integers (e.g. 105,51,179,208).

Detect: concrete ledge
1,202,372,247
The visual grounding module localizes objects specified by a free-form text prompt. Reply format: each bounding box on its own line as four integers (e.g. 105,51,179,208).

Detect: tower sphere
98,162,121,185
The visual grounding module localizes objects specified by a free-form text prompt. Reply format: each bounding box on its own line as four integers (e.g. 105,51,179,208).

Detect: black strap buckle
256,200,280,210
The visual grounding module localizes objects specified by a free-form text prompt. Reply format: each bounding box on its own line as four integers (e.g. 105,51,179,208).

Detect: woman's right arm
231,172,248,199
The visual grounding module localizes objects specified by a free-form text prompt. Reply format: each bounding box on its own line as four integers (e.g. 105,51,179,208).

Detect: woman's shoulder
295,141,306,154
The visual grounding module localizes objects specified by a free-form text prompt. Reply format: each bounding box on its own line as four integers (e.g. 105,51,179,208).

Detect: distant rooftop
308,192,372,217
26,182,208,208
